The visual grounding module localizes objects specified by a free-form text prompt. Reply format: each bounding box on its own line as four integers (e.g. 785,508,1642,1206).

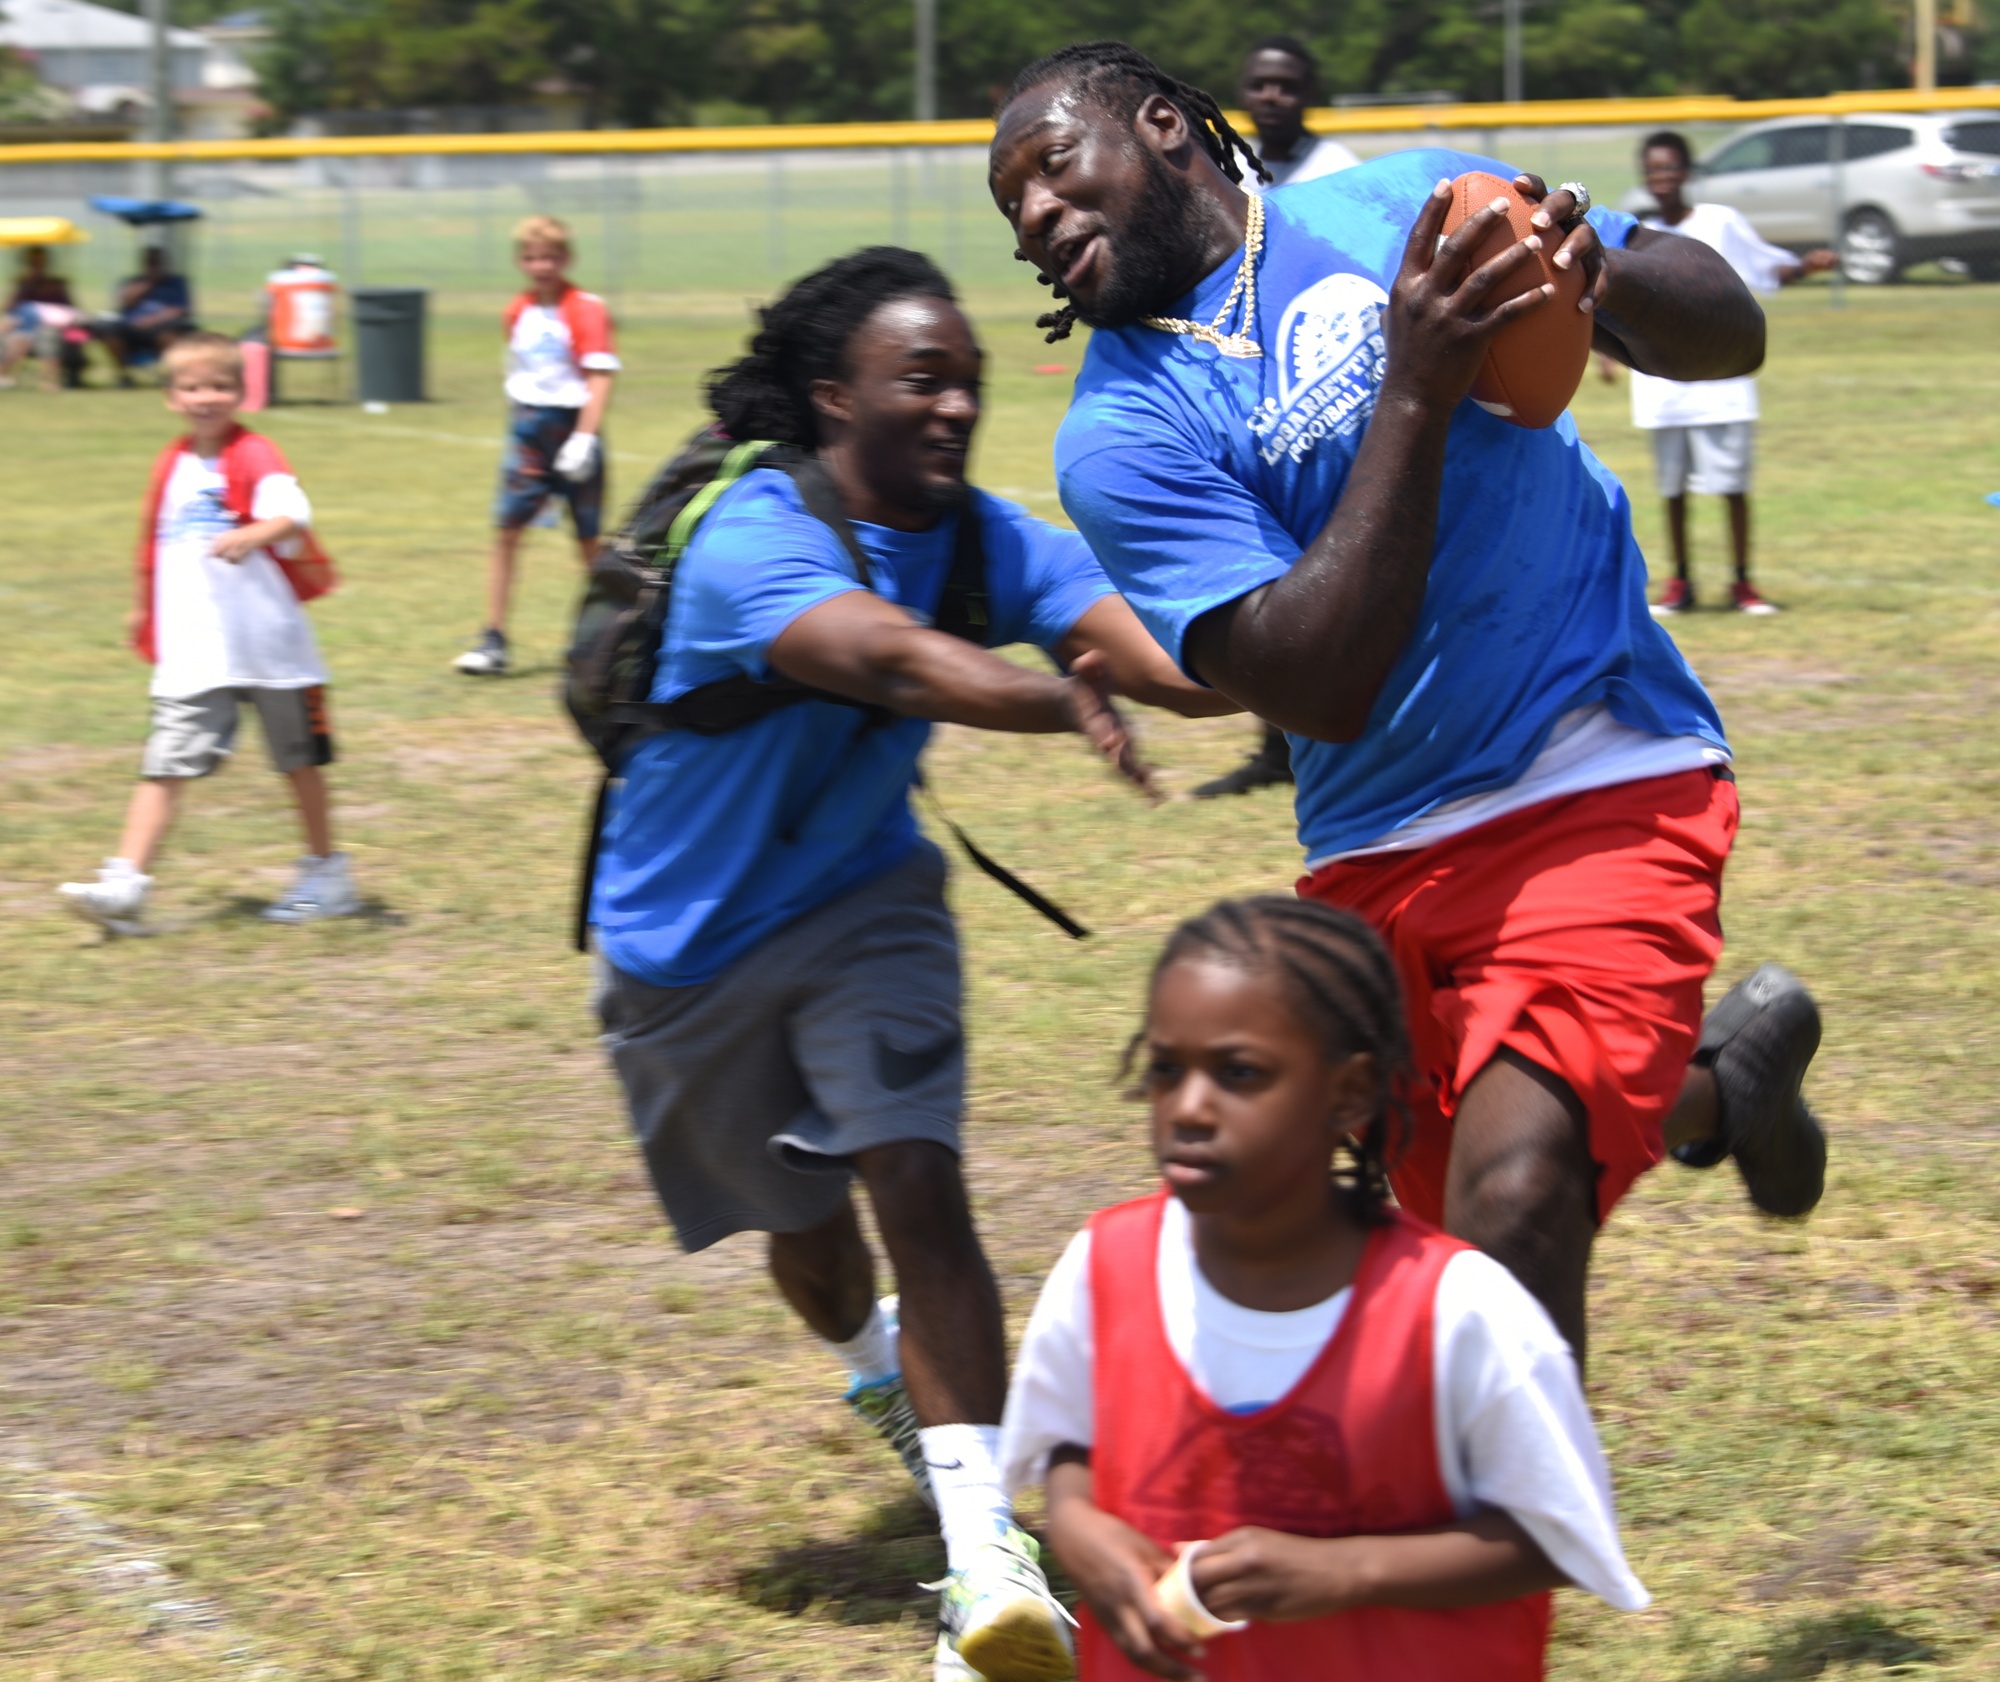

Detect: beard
1072,145,1207,330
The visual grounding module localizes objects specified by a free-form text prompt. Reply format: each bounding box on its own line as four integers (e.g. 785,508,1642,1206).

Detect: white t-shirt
1307,703,1728,867
505,302,621,409
1629,202,1794,430
1252,132,1361,191
999,1197,1650,1612
150,454,325,699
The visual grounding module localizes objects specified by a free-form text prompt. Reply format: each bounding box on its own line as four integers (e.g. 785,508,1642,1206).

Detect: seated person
100,246,194,380
1,246,80,391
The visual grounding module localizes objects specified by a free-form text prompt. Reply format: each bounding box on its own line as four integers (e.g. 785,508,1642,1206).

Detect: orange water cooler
267,259,339,356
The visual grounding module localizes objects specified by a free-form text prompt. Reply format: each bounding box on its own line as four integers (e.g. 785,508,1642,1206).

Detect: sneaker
453,628,509,675
262,853,362,924
1731,580,1780,615
1676,963,1826,1216
930,1527,1076,1682
57,861,152,936
1650,577,1695,617
846,1300,935,1510
1191,728,1294,800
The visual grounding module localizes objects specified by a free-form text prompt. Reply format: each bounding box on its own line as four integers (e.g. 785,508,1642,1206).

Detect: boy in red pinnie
998,897,1647,1681
58,332,358,935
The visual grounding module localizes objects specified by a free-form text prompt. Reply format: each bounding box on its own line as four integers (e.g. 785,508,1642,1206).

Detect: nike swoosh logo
875,1029,961,1093
924,1459,964,1471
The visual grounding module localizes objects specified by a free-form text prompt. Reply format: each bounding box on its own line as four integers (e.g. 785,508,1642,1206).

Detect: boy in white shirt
454,214,620,675
59,332,358,935
1631,130,1835,617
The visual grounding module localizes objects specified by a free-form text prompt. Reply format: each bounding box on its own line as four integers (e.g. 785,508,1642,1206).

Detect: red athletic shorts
1299,766,1738,1226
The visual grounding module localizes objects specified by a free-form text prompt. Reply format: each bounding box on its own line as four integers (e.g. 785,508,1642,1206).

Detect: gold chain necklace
1141,192,1264,359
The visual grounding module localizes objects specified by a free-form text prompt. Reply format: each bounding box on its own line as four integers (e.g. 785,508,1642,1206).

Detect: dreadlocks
999,41,1270,344
706,246,955,447
1128,895,1411,1220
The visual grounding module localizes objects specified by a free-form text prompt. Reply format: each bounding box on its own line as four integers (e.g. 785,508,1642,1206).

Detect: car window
1705,134,1775,174
1769,126,1832,168
1944,121,2000,157
1840,124,1914,161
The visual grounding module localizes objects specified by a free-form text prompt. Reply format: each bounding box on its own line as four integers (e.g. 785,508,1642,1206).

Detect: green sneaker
844,1295,934,1509
929,1527,1075,1682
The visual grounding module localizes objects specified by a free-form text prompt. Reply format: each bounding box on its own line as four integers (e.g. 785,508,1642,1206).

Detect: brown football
1440,170,1592,429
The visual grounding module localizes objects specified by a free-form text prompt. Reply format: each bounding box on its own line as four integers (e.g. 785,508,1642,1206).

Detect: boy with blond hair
59,332,359,933
454,213,620,675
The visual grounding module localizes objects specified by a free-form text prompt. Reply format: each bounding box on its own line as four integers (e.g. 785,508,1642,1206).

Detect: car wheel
1968,255,2000,283
1841,211,1903,284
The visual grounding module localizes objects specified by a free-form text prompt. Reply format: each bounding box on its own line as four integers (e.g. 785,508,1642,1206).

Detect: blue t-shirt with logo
592,468,1115,987
1057,147,1727,862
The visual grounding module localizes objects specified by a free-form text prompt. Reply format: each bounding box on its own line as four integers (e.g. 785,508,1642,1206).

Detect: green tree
1678,0,1902,96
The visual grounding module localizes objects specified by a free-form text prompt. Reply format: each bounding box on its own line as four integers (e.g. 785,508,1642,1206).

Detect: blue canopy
89,196,204,225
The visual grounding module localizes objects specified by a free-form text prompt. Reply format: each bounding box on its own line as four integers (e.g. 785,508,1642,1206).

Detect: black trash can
351,286,427,404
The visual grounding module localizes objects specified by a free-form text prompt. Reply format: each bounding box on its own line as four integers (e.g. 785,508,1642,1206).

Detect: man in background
100,246,194,382
1192,34,1360,799
1632,130,1835,617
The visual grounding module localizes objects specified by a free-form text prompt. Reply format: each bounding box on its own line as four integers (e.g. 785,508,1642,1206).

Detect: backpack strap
930,496,991,645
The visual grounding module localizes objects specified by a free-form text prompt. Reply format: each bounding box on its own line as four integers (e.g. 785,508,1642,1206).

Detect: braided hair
706,246,956,447
999,41,1269,344
1127,895,1411,1221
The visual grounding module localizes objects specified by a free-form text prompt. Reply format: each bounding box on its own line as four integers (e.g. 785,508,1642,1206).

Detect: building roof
0,0,206,52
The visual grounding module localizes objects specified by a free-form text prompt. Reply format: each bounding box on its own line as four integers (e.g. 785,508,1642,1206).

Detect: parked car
1619,112,2000,283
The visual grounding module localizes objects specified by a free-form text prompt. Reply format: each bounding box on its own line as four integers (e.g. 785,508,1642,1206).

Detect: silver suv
1685,112,2000,283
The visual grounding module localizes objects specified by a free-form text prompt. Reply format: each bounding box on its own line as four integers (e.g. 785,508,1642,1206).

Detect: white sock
824,1299,899,1389
105,857,145,880
920,1423,1011,1572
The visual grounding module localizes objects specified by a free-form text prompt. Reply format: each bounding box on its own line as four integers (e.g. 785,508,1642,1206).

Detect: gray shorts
141,686,334,779
595,841,964,1253
1651,421,1755,498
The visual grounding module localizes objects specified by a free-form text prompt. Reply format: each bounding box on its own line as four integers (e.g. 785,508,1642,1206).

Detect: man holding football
989,42,1827,1365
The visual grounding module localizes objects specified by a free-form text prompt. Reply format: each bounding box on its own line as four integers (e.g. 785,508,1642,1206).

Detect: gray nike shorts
594,841,964,1253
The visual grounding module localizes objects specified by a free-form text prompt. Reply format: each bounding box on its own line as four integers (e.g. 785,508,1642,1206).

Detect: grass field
4,274,2000,1682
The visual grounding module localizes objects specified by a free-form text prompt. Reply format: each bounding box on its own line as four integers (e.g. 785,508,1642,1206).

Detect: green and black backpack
562,424,1081,951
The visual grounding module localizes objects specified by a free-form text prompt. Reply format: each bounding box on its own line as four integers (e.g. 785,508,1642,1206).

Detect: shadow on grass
736,1493,943,1625
216,894,407,928
1700,1608,1938,1680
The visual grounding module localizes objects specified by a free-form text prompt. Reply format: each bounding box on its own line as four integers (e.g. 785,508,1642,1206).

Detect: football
1440,170,1593,429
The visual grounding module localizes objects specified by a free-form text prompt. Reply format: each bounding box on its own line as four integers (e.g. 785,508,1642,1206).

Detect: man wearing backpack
587,248,1232,1682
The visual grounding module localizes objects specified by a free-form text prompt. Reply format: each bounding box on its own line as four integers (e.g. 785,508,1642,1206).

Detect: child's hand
1191,1526,1354,1623
1047,1478,1204,1679
208,530,260,564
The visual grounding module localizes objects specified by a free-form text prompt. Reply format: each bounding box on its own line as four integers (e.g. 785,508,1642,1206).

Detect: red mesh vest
1082,1192,1550,1681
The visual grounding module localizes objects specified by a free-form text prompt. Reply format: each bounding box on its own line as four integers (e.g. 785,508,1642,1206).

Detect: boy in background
1632,130,1835,616
454,214,619,675
59,332,358,933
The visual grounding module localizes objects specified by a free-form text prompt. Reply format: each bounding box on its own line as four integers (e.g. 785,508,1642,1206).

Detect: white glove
554,430,600,482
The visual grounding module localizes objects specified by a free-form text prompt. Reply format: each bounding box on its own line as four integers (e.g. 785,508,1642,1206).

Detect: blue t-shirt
593,468,1115,986
1057,148,1728,862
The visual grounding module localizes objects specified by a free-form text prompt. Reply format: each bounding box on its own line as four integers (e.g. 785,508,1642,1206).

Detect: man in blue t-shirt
990,44,1827,1375
591,247,1233,1682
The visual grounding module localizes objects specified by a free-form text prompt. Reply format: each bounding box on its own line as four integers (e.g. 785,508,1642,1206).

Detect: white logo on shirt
1247,272,1389,466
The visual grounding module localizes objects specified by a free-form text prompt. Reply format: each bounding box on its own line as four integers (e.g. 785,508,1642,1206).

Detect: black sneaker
1192,727,1294,799
453,627,509,675
1677,963,1826,1216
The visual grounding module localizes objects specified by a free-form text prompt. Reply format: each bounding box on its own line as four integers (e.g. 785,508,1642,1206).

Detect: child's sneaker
453,628,509,674
57,860,152,936
263,852,361,924
930,1527,1076,1682
1650,577,1694,617
1730,580,1780,615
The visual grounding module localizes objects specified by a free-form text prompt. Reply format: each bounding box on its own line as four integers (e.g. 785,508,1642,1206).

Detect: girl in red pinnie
998,896,1648,1681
